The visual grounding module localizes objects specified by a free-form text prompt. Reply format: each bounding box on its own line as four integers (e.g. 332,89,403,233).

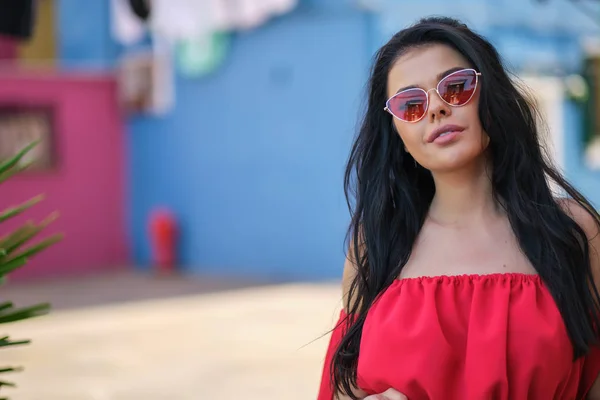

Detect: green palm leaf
0,141,62,399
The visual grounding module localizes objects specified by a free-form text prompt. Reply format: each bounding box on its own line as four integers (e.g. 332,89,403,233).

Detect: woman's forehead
387,44,470,95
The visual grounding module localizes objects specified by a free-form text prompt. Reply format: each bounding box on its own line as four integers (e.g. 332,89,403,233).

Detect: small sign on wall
0,105,55,170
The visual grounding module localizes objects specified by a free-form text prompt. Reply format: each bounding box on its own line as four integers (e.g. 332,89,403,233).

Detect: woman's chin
422,151,487,173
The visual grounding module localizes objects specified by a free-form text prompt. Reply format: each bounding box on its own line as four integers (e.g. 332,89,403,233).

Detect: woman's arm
337,389,407,400
316,237,369,400
560,200,600,399
589,379,600,400
327,238,409,400
332,246,367,399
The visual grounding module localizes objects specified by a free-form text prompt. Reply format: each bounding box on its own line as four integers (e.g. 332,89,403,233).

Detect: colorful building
0,0,599,281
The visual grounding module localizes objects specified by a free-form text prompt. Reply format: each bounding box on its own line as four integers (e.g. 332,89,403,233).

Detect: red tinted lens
438,69,477,106
387,89,427,122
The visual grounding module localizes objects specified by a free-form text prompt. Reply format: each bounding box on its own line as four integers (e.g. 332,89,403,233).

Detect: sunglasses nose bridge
426,87,444,101
424,88,448,116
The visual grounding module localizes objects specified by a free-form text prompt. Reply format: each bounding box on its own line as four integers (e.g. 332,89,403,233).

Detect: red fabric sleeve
317,309,348,400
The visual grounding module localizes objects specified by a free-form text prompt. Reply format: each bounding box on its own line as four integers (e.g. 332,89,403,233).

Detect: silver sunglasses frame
384,68,482,123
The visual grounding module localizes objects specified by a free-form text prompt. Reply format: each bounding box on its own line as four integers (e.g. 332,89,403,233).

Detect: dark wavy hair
332,16,600,398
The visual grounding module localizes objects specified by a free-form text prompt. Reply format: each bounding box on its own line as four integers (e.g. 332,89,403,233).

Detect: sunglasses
384,68,482,123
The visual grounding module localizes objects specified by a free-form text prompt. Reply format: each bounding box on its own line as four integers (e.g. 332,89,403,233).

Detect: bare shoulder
341,234,364,313
341,254,357,311
558,198,600,237
558,198,600,280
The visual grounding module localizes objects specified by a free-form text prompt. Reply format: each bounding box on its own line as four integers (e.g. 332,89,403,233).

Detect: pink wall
0,70,128,281
0,36,17,60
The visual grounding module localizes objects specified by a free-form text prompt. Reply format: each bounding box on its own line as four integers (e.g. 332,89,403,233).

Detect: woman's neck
428,160,501,227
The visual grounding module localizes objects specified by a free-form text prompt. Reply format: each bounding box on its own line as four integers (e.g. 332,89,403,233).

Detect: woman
317,16,600,400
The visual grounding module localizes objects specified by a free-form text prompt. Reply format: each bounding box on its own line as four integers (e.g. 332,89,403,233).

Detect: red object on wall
149,208,178,274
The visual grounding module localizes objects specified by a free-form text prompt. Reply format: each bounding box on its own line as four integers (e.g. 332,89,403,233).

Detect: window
0,105,56,171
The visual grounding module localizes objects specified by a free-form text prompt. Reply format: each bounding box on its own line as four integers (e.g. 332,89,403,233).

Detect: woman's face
386,44,489,172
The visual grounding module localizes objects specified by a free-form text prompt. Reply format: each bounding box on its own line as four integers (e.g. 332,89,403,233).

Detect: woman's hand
363,388,408,400
336,387,407,400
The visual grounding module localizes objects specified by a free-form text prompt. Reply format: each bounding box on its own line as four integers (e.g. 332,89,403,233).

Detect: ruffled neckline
393,272,541,287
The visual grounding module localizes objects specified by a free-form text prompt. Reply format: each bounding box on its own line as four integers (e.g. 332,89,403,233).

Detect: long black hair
332,16,600,398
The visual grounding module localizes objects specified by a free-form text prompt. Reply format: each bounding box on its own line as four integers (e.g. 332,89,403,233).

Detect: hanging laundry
147,0,297,78
150,0,215,42
212,0,298,30
150,0,298,41
129,0,151,21
110,0,148,45
176,31,231,78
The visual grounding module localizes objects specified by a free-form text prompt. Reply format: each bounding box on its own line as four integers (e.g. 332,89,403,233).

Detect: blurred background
0,0,599,399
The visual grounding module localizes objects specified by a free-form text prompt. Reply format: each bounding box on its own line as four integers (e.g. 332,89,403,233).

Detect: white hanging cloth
212,0,298,31
110,0,147,45
149,0,298,42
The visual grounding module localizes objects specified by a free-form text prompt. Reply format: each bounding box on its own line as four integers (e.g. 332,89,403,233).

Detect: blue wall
56,0,600,280
128,8,373,280
55,1,373,280
56,0,118,69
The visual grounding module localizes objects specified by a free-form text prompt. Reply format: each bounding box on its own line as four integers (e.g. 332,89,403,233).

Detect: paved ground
0,272,343,400
1,270,272,311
